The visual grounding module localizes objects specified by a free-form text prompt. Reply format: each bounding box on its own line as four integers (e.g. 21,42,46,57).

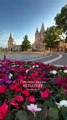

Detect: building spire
36,27,39,33
9,32,13,40
40,22,45,34
10,32,12,37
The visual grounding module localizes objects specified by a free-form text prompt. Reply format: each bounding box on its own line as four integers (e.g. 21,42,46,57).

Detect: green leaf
47,108,58,120
36,103,48,120
59,107,67,120
15,110,28,120
5,110,14,120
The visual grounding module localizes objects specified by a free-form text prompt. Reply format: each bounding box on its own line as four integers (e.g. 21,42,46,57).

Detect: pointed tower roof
40,23,45,34
9,33,14,41
8,33,16,45
35,27,39,33
10,32,12,37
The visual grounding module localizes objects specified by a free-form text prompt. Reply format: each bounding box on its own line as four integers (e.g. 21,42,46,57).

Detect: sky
0,0,67,47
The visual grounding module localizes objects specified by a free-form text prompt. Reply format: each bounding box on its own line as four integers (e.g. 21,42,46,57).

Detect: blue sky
0,0,67,47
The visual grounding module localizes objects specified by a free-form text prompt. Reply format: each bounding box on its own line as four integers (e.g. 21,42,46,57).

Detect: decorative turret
40,23,45,35
9,33,13,40
8,33,15,43
35,27,40,43
8,33,16,49
32,23,45,51
35,27,39,33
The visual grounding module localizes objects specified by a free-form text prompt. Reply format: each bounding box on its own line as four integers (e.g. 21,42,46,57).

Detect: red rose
10,84,17,90
22,89,29,96
19,67,26,72
37,77,41,81
0,100,8,120
27,95,35,103
0,85,6,94
0,73,6,79
31,73,37,77
18,75,23,81
10,99,19,109
15,87,21,93
41,88,51,99
15,82,20,87
15,95,24,103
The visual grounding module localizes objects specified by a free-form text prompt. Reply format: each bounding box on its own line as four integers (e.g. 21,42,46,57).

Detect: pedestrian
4,55,6,59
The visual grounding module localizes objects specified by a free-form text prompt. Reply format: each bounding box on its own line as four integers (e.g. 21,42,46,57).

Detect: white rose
50,70,57,75
9,73,13,79
56,100,67,108
32,65,39,68
64,70,67,73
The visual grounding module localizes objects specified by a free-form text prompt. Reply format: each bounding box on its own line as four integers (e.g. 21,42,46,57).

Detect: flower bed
0,58,67,120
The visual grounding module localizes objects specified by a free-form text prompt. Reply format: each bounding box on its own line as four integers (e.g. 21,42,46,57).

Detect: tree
55,4,67,32
0,47,5,51
21,35,31,51
43,26,62,50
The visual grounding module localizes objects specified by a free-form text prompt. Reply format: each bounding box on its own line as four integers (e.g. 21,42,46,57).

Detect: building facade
55,39,67,52
7,28,67,53
8,33,16,50
32,23,67,52
32,23,45,51
8,33,21,52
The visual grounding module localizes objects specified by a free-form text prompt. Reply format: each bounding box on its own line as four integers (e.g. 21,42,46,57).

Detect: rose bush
0,58,67,120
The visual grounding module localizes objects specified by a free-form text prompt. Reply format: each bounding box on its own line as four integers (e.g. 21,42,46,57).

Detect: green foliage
14,105,58,120
43,26,62,50
15,110,28,120
55,4,67,32
0,47,5,51
21,35,31,51
47,108,58,120
5,110,17,120
5,106,67,120
59,107,67,120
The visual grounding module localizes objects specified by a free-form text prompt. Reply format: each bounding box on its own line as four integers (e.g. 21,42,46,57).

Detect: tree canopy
21,35,31,51
55,4,67,32
43,26,62,50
